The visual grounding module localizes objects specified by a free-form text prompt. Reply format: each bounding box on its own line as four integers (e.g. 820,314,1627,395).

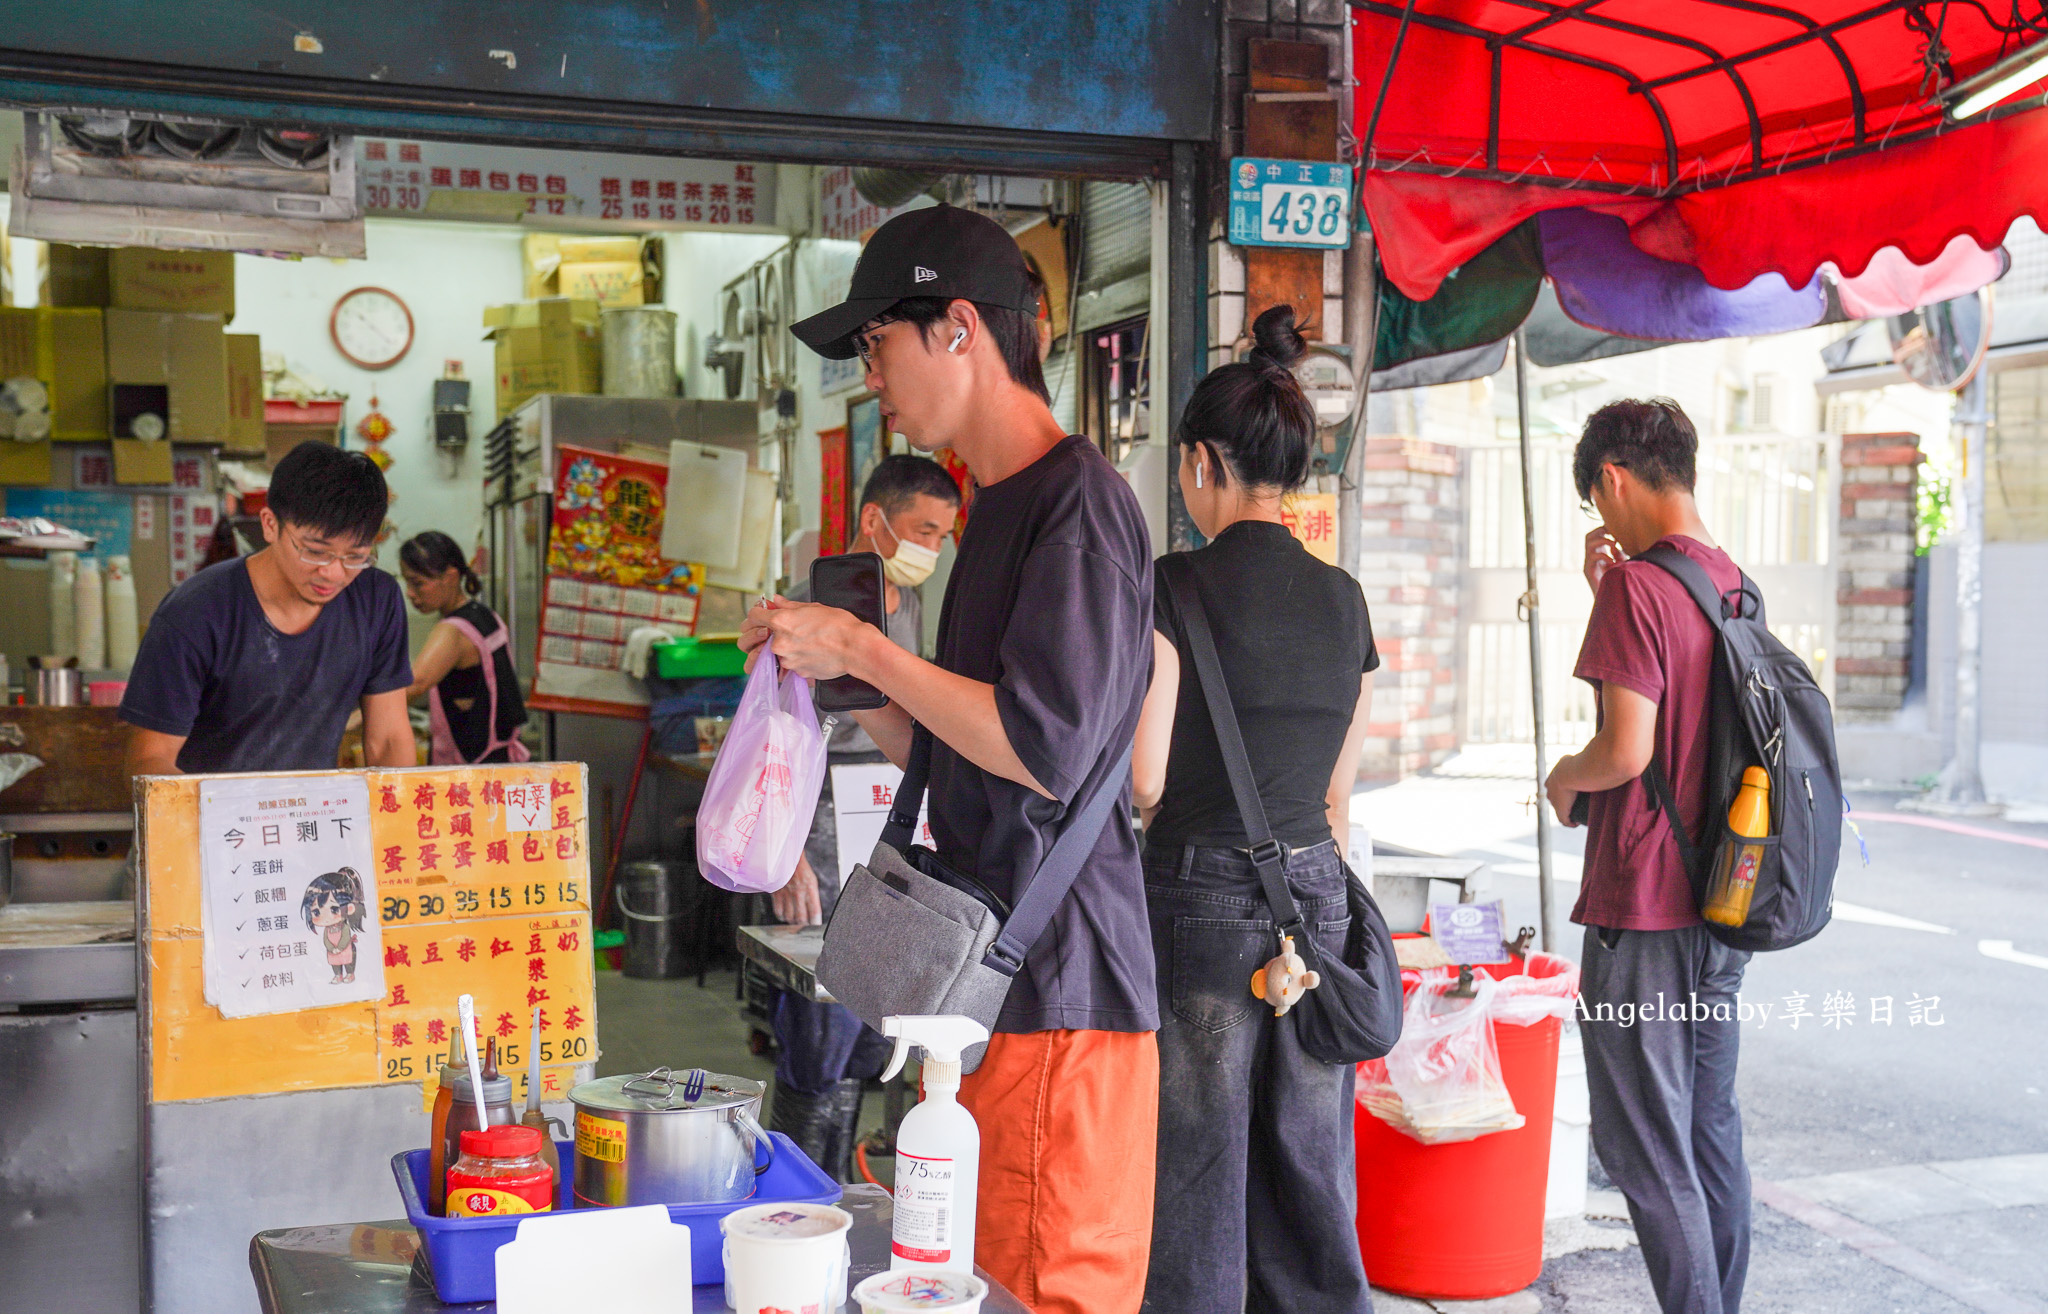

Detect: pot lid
569,1067,762,1113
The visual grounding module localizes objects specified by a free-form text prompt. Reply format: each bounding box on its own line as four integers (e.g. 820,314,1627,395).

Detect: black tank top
439,601,528,763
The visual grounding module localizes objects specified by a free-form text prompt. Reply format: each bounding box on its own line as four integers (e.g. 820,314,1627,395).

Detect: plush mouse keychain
1251,933,1321,1017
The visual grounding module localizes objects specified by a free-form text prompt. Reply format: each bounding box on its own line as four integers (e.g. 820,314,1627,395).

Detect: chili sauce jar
445,1124,555,1218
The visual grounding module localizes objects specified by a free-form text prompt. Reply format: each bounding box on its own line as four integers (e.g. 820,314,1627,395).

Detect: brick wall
1836,432,1921,723
1356,436,1462,779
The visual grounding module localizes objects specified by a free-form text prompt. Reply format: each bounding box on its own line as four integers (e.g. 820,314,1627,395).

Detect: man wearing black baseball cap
746,204,1159,1313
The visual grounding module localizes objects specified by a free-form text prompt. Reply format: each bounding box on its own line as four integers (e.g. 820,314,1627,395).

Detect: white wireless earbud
1195,464,1204,490
948,328,967,353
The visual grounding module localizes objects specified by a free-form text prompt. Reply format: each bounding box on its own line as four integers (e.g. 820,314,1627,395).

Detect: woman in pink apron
399,532,530,765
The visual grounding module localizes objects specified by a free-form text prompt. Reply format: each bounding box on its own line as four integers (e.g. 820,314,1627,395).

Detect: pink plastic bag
694,643,827,893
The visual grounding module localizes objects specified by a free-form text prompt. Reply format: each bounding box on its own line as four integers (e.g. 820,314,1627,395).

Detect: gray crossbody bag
814,724,1132,1073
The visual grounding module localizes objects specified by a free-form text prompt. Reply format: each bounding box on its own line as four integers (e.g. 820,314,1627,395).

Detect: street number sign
1228,157,1354,250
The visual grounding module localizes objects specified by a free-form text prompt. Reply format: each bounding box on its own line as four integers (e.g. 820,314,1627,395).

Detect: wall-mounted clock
330,286,414,370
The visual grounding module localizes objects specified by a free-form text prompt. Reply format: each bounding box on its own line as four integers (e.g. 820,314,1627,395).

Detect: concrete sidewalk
1351,748,2048,1313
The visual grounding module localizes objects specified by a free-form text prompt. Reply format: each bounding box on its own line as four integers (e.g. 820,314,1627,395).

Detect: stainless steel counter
0,1005,140,1314
0,892,140,1314
735,923,832,1002
249,1183,1030,1313
0,901,136,1005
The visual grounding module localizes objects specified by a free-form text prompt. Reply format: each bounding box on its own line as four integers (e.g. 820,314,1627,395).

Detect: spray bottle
880,1015,989,1277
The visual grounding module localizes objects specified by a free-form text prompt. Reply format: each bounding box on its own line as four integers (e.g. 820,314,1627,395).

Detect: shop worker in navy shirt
121,441,415,775
743,205,1157,1314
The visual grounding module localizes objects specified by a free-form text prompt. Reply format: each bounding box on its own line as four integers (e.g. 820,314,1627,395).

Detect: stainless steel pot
26,665,81,707
570,1067,773,1207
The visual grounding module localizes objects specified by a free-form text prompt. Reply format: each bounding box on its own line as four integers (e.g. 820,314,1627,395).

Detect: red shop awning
1353,1,2048,299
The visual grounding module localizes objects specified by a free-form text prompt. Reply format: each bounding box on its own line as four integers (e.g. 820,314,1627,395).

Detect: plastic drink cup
853,1270,988,1312
721,1201,853,1314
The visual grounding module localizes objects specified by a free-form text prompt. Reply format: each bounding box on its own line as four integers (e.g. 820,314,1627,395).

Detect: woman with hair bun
1132,305,1380,1313
398,531,529,764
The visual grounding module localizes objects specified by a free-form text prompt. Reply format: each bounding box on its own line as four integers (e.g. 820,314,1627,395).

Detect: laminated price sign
1227,158,1354,250
141,763,595,1105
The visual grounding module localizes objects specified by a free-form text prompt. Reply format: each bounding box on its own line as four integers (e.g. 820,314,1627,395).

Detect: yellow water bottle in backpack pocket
1703,767,1772,926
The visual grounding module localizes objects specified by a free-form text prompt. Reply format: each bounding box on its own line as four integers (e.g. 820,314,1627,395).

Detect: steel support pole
1935,371,1989,806
1514,331,1556,953
1165,139,1207,552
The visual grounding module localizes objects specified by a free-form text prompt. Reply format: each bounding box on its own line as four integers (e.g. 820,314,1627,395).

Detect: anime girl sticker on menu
302,868,368,984
197,775,385,1019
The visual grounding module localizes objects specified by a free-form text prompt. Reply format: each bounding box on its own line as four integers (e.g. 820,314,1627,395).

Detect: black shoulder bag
1159,555,1404,1064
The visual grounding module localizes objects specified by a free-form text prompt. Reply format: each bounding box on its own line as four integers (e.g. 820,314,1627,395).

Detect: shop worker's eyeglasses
287,528,376,572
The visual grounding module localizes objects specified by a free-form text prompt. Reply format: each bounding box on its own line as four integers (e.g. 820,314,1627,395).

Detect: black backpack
1638,545,1841,952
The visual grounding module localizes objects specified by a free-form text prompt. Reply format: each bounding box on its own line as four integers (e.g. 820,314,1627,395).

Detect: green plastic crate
653,635,748,679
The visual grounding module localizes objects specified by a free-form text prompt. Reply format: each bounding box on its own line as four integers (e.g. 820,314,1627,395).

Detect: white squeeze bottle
881,1014,989,1278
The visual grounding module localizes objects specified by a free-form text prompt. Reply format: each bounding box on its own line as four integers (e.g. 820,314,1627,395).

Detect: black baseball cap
792,204,1037,360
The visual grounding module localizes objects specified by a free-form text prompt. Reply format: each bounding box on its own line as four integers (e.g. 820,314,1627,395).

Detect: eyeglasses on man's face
285,526,377,572
852,318,905,369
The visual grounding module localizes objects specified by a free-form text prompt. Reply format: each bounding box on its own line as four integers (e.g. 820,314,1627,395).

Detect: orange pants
957,1028,1159,1314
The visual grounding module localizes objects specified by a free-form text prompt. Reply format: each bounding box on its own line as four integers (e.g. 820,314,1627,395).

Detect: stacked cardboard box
104,310,229,483
485,298,603,414
522,234,661,307
50,245,237,317
0,246,253,485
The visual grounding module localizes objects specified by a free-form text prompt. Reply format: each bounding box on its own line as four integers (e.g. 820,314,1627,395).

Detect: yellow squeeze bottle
1703,767,1771,927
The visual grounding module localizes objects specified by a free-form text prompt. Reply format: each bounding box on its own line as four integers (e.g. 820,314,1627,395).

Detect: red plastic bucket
1353,998,1562,1299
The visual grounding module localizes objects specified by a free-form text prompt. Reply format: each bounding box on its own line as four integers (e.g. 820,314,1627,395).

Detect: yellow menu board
142,763,595,1104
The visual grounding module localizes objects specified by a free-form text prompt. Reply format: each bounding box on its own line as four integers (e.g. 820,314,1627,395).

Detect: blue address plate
1228,157,1354,250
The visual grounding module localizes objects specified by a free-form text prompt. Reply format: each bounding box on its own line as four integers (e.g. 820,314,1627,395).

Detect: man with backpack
1544,398,1771,1314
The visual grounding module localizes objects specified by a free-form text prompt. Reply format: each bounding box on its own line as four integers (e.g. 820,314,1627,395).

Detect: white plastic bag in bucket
1357,973,1524,1145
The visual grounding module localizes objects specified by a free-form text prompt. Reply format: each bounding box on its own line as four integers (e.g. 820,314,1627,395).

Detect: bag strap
881,726,932,850
1159,555,1312,947
1637,542,1767,629
1634,544,1757,884
1640,760,1703,876
882,721,1134,980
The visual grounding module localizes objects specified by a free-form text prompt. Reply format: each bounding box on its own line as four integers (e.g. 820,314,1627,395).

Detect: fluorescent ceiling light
1949,42,2048,120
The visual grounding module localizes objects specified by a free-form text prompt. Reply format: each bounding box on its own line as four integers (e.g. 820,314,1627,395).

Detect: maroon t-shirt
1571,535,1741,931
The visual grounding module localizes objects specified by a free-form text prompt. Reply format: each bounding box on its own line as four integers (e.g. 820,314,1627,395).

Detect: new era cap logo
913,266,937,283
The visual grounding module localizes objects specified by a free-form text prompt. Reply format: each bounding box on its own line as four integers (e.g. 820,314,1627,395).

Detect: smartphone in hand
808,552,889,713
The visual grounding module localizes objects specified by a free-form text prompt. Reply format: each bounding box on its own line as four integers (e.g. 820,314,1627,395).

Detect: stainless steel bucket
26,665,81,706
601,308,679,399
570,1067,773,1207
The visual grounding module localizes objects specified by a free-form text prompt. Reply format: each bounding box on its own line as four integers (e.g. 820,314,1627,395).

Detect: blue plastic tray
392,1134,840,1304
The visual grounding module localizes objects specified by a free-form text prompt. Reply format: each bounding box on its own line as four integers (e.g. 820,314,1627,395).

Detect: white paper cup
852,1270,988,1313
721,1202,853,1314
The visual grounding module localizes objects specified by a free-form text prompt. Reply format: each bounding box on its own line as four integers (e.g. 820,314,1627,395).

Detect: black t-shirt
438,601,529,763
120,557,413,774
927,435,1158,1035
1148,520,1379,849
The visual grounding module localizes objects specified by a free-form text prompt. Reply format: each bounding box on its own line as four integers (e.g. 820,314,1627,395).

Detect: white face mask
875,514,940,588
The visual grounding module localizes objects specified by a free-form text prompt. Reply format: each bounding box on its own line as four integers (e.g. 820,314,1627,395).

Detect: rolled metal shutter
1045,345,1079,434
1073,181,1151,334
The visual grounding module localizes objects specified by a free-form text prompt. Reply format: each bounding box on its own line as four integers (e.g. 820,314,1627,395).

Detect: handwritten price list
366,764,594,1098
374,770,586,926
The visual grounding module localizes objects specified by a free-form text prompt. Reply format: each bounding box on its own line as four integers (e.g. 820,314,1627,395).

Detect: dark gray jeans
1580,924,1753,1314
1140,840,1373,1314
